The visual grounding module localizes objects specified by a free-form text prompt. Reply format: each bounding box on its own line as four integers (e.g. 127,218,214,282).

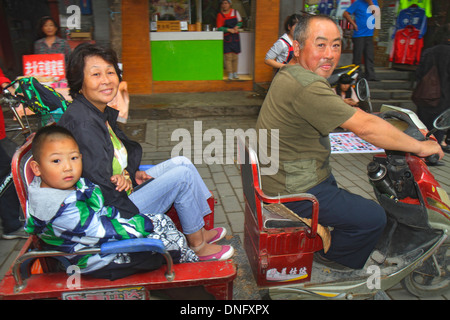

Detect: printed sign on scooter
266,267,308,282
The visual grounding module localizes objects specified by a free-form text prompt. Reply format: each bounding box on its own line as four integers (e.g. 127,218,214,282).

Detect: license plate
62,286,147,300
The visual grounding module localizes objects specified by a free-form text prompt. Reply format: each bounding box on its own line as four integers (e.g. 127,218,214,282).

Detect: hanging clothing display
318,0,335,15
398,0,432,18
394,5,427,38
389,25,423,65
390,3,428,66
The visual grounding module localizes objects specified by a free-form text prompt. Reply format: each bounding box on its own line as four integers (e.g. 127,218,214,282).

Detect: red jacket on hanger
390,25,423,65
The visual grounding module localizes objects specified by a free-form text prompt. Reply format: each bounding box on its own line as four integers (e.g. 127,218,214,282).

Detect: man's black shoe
313,253,353,271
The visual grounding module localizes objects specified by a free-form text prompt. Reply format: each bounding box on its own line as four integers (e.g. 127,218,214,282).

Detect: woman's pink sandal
207,227,227,244
197,245,234,261
190,242,235,261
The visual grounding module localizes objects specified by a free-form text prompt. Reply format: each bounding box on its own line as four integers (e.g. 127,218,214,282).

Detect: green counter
150,32,224,81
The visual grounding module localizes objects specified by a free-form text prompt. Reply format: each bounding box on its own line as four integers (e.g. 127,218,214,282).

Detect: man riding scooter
255,14,443,270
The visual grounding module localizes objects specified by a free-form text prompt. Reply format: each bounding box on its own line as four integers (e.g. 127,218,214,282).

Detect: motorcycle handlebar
388,150,440,165
0,91,22,108
425,153,440,165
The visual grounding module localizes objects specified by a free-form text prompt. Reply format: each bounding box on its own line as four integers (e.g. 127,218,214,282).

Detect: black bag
411,64,441,108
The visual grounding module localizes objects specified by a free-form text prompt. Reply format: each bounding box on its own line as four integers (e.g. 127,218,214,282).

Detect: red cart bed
0,135,236,300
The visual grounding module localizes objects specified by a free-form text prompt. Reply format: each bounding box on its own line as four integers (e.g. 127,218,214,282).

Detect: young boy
25,125,198,280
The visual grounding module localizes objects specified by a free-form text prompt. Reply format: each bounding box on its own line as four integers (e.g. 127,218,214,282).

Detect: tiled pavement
1,112,449,300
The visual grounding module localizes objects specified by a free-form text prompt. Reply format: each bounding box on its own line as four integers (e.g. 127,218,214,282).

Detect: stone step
253,82,271,96
368,79,413,90
372,67,414,81
370,89,412,100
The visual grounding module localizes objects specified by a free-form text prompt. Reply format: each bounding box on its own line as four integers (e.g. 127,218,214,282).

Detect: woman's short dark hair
284,14,302,33
66,43,122,99
37,16,60,39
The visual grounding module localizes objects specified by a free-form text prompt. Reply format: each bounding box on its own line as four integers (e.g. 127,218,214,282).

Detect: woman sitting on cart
57,43,234,262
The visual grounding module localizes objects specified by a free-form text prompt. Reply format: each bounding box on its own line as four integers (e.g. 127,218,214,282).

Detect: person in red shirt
0,67,11,140
0,68,28,239
216,0,242,80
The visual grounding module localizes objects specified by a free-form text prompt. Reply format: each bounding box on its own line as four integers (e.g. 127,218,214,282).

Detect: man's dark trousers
285,174,386,269
352,36,376,80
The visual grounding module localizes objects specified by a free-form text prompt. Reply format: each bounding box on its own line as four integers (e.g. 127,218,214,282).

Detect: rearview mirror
356,78,369,101
433,109,450,130
355,78,373,113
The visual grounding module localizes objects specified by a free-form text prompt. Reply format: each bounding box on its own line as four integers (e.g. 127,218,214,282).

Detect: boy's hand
135,170,153,185
111,174,132,192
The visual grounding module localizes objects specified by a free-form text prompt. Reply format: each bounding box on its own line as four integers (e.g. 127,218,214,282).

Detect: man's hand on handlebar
416,139,445,163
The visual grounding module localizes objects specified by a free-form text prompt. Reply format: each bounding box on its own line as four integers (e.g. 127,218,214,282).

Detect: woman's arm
264,39,287,69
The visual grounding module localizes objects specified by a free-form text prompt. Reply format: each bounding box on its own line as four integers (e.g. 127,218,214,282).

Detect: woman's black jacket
58,95,142,218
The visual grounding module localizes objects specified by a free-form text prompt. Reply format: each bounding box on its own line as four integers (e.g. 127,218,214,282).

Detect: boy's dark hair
32,125,77,162
67,43,122,99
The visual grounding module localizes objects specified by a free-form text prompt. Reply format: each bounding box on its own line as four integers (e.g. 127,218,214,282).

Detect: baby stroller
10,76,70,127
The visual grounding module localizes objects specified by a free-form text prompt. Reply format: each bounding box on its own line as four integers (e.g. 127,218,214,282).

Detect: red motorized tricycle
238,105,449,299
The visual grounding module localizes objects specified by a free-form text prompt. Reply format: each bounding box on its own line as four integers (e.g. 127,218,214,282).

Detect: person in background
343,0,379,81
265,14,302,71
216,0,243,80
34,16,71,65
415,23,450,153
0,68,28,239
333,73,359,107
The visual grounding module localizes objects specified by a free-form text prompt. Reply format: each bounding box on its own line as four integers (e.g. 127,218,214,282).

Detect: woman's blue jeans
129,156,211,235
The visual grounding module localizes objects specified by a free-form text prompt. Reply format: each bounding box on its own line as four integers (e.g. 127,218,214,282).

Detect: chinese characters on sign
23,54,66,81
